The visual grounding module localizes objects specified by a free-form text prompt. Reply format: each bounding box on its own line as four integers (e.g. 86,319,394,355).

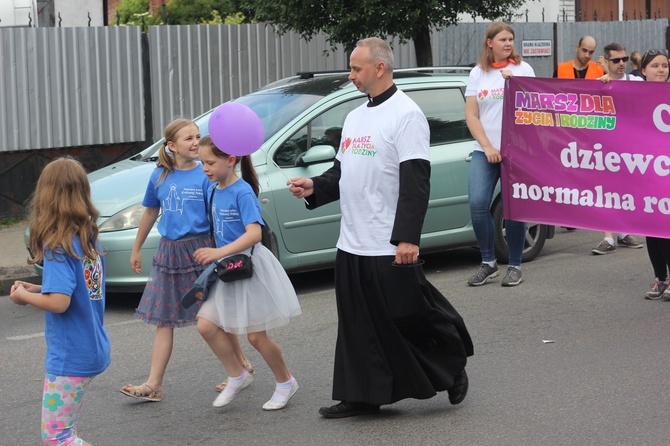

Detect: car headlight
98,203,147,232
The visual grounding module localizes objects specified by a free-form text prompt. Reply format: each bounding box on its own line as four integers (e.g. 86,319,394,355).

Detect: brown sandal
215,359,254,392
120,382,162,402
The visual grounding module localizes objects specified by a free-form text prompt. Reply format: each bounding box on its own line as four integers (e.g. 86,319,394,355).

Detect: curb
0,268,41,296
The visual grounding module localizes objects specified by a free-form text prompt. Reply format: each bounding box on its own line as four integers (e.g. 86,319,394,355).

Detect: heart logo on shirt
478,90,489,100
341,137,352,152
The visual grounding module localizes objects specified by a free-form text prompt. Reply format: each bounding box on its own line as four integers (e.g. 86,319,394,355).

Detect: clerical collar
367,84,397,107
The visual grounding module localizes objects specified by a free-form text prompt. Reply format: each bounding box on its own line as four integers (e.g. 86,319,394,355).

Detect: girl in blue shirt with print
10,157,110,446
121,119,252,402
194,136,302,410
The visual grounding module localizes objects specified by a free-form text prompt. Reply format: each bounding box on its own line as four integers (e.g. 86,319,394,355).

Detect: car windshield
236,91,323,138
134,89,324,162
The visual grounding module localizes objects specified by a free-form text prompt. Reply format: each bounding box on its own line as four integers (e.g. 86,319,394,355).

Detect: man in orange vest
553,36,604,233
553,36,605,79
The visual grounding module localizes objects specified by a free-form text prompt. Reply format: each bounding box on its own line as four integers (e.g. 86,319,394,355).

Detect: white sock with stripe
269,376,295,403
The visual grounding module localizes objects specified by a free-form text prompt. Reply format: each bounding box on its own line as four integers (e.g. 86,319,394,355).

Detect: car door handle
466,152,473,162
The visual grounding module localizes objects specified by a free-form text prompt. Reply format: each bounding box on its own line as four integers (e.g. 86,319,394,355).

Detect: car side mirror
295,145,337,166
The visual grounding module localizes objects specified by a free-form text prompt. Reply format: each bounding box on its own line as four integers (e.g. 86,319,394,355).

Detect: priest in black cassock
289,37,474,419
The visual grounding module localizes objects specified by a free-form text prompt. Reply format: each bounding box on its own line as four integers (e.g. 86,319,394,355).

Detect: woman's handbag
215,248,254,282
207,186,254,283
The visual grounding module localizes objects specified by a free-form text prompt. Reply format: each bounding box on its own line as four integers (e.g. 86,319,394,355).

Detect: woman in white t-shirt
464,22,535,287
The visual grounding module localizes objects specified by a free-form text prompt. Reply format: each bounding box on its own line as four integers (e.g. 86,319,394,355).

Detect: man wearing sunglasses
554,35,605,79
599,42,643,82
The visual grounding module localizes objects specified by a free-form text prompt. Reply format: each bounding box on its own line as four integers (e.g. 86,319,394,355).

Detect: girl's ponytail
200,136,260,197
156,141,175,185
240,155,260,197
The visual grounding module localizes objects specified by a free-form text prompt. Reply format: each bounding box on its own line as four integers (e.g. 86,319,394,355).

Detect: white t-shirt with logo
618,73,643,81
335,89,430,256
465,61,535,152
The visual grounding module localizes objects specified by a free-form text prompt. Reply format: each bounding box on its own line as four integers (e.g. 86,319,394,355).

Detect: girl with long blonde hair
11,157,110,445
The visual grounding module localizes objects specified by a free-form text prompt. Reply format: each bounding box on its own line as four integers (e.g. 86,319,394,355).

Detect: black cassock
308,159,474,406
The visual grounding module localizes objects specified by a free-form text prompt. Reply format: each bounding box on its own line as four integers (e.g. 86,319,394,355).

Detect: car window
274,97,366,167
238,92,324,141
405,88,472,145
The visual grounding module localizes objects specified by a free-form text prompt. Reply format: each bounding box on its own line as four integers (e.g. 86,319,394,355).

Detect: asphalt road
2,228,669,446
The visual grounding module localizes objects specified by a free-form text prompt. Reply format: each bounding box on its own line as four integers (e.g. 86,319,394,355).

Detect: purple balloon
208,102,265,156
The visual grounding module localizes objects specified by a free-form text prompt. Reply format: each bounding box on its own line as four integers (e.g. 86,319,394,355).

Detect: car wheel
492,198,547,263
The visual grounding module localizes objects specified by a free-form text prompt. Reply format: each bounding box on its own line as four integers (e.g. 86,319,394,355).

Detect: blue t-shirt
142,164,211,240
41,236,111,377
208,179,264,248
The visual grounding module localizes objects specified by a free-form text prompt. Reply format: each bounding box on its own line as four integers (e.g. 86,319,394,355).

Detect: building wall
148,0,164,17
9,0,670,28
55,0,103,27
460,0,669,22
575,0,620,21
621,0,670,19
560,0,576,21
0,0,36,27
107,0,120,25
459,2,563,23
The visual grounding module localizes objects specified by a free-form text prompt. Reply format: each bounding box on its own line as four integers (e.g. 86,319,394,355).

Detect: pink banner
501,77,670,239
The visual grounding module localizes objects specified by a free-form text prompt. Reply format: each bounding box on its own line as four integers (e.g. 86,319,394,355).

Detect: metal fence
0,20,667,154
0,24,444,153
556,19,669,62
145,24,444,141
441,22,556,78
440,19,669,78
0,26,145,152
0,19,668,218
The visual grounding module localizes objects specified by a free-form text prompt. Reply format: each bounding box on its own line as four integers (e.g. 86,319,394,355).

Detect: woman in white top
464,22,535,287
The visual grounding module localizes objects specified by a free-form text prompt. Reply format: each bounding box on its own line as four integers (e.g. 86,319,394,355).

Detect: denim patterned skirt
135,234,212,328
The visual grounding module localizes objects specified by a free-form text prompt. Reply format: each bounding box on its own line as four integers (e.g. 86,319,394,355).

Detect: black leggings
646,236,670,280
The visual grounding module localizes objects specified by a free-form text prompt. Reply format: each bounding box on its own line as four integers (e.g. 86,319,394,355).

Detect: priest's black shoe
318,401,380,418
448,369,469,405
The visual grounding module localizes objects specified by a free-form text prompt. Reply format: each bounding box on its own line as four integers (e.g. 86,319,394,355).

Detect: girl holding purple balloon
193,134,301,410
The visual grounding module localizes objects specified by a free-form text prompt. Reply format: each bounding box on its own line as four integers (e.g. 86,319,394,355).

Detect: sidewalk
0,221,40,295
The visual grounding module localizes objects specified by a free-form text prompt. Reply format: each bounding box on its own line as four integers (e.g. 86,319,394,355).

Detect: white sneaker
212,372,254,407
262,379,299,410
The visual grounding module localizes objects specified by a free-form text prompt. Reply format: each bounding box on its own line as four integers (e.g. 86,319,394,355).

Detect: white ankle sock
484,260,496,268
269,376,295,403
220,370,248,399
604,237,615,245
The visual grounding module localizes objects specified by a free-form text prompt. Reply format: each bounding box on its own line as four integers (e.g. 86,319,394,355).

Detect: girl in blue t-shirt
120,119,253,402
194,136,302,410
10,157,111,446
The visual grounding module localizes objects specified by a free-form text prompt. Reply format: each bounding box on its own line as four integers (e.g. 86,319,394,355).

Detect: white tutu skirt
197,243,301,334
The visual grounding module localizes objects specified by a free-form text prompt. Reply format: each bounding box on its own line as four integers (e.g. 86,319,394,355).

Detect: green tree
114,0,246,26
115,0,161,26
164,0,238,24
243,0,531,66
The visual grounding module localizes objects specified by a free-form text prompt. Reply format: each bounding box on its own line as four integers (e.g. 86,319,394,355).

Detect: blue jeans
194,262,218,296
468,150,526,267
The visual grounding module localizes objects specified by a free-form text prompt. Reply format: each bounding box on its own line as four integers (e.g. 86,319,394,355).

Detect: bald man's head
575,36,597,68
